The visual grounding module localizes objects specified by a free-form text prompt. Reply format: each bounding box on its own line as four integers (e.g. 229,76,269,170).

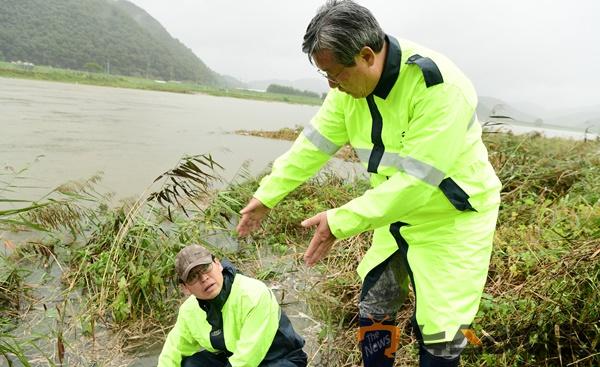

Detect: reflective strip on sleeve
356,148,371,163
302,125,341,155
381,153,446,186
355,148,445,186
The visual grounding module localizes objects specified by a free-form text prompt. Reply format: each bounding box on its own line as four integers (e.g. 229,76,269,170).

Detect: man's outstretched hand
302,211,336,267
236,198,270,237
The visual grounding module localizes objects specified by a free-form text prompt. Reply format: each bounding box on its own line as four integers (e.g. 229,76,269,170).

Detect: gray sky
129,0,599,111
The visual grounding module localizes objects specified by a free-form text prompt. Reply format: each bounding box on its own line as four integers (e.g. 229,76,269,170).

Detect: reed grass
2,132,598,366
218,131,600,366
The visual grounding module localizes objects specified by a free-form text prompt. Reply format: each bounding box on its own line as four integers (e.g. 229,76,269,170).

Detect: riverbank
238,127,600,365
0,61,323,106
1,132,599,366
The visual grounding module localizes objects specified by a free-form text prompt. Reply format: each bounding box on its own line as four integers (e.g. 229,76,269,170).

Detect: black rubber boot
418,343,460,367
358,317,398,367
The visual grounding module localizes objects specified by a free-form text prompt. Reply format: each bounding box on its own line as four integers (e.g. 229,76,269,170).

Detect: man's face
182,259,224,300
313,49,375,99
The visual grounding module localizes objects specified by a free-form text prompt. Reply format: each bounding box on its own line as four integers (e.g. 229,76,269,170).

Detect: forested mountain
0,0,224,85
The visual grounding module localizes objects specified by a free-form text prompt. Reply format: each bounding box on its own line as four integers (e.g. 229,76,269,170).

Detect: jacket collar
371,34,402,100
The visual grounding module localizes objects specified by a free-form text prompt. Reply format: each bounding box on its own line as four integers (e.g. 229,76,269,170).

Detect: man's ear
358,46,376,66
214,258,224,272
180,283,191,296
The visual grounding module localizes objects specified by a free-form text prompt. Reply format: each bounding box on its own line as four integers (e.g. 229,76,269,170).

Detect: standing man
237,1,501,366
159,244,307,367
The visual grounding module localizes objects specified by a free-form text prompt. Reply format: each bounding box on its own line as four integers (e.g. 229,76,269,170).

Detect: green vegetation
0,0,220,84
222,131,600,366
0,61,323,106
1,132,598,365
0,0,328,105
0,329,32,367
266,84,322,99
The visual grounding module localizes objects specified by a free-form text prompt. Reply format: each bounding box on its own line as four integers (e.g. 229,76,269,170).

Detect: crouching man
158,244,308,367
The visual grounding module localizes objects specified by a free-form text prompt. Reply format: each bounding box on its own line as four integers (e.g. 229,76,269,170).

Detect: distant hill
248,77,329,95
266,84,320,99
477,96,539,123
219,74,248,89
0,0,232,85
549,105,600,132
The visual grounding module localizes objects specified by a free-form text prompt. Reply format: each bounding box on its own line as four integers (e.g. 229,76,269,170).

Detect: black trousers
181,350,307,367
182,350,228,367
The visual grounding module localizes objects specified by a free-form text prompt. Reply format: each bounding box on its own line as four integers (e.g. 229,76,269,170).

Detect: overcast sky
128,0,599,111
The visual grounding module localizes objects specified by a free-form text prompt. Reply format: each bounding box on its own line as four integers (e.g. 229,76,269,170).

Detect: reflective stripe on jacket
253,35,501,343
255,34,501,275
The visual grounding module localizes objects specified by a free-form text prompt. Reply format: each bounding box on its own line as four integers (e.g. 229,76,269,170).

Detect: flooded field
0,77,319,201
0,77,323,366
3,78,597,367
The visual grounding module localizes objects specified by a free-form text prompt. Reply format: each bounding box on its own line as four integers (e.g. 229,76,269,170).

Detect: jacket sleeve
254,90,348,208
158,305,202,367
227,288,281,367
327,82,475,239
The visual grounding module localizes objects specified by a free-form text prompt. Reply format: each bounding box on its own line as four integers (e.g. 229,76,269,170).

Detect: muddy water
6,77,594,365
1,77,327,365
0,77,319,202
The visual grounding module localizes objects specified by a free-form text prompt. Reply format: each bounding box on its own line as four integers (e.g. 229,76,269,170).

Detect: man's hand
301,211,336,267
236,198,270,237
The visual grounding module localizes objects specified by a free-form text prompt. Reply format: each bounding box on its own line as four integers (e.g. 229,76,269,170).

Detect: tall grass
464,133,600,366
0,330,32,367
2,132,598,366
205,131,600,366
60,155,238,349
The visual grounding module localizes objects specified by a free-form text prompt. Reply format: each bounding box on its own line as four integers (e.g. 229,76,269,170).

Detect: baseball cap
175,244,213,283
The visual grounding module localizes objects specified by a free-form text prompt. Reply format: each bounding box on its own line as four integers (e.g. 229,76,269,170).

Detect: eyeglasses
316,67,344,84
184,262,213,285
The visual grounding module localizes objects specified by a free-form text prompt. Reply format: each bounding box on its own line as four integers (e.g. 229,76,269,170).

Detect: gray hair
302,0,385,66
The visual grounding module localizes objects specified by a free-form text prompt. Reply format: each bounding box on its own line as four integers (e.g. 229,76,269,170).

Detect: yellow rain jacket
254,35,501,344
158,261,304,366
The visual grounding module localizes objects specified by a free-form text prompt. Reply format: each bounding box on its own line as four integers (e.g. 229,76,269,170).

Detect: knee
181,356,196,367
181,350,225,367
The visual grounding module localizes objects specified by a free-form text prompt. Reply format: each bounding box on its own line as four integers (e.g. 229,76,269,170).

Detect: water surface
1,77,324,366
1,77,319,201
